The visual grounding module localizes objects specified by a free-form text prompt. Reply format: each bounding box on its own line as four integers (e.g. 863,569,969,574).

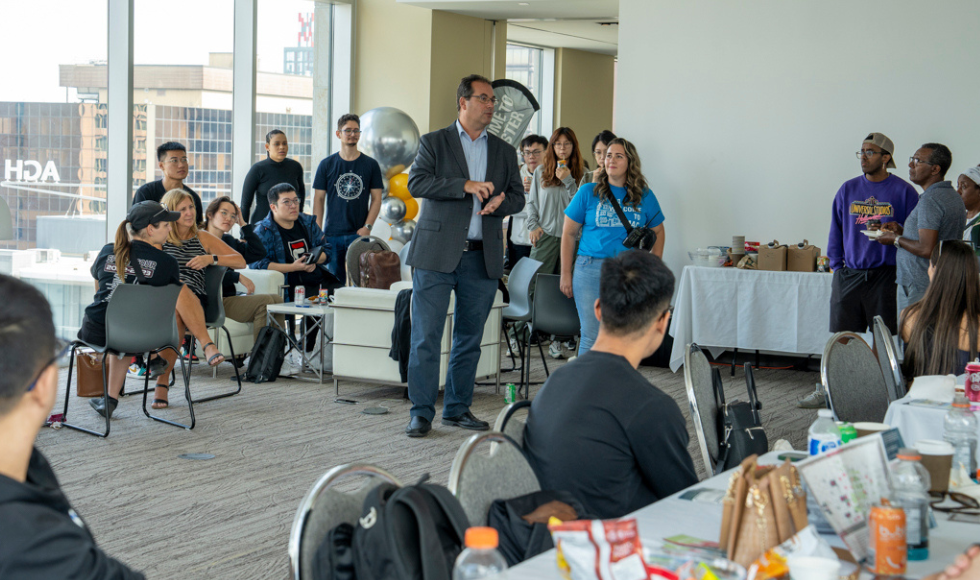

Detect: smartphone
777,451,809,462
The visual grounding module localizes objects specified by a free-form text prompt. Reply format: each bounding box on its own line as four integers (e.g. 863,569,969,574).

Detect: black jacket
0,448,145,579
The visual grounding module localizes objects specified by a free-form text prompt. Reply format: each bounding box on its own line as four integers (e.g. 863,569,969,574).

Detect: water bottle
453,527,508,580
943,394,978,486
808,409,842,455
891,448,931,560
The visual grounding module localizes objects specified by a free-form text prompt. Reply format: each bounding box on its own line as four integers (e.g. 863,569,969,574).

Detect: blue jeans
408,252,497,421
572,255,603,356
326,234,359,284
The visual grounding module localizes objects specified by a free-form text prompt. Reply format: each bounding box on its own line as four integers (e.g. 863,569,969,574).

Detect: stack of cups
731,235,746,264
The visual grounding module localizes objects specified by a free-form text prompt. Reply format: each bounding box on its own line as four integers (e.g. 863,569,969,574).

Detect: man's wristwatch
364,224,373,231
212,254,219,265
893,237,901,249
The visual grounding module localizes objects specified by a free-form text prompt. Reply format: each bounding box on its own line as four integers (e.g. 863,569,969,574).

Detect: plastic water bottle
943,394,978,485
453,527,508,580
891,448,931,560
808,409,842,455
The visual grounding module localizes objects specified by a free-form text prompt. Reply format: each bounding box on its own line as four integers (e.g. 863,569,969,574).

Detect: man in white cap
958,166,980,253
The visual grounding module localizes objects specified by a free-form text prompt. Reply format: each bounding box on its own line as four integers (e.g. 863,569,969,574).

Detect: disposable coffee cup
916,439,954,493
853,422,890,438
787,556,841,580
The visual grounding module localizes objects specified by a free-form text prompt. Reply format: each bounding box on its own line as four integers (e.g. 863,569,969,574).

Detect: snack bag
549,518,649,580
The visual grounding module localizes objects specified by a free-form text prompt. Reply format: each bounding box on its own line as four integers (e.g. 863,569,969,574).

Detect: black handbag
605,191,659,251
713,364,768,474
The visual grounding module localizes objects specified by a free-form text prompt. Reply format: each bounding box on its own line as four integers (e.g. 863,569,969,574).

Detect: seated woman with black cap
79,201,225,419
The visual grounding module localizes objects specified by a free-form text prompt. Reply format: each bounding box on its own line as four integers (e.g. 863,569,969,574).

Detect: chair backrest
502,257,543,321
346,236,391,287
821,332,890,423
683,343,719,478
104,283,182,354
873,315,906,401
448,432,541,527
492,400,531,448
288,463,402,580
202,266,227,327
530,274,579,338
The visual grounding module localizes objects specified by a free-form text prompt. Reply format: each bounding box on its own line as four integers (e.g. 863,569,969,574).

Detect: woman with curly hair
560,138,666,355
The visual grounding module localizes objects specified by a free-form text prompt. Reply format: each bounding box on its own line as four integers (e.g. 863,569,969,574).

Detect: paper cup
787,556,841,580
853,422,890,438
916,439,954,493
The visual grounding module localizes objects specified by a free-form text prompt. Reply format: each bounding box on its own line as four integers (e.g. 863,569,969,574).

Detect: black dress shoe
441,411,489,431
89,396,118,419
406,416,432,438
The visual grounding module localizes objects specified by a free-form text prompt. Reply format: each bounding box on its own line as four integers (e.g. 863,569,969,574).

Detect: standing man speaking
404,74,525,437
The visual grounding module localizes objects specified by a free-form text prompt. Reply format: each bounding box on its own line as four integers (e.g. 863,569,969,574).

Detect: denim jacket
249,212,332,271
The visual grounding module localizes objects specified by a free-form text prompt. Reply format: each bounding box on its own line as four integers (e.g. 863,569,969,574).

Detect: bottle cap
464,527,499,549
817,409,834,418
953,394,971,409
897,448,921,461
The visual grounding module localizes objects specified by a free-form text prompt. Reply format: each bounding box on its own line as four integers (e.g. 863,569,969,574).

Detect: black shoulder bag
605,191,660,251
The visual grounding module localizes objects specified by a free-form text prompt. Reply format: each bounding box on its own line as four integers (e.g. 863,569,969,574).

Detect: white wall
617,0,980,272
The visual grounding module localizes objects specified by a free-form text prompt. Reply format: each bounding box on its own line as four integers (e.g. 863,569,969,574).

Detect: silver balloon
359,107,421,175
391,219,416,243
380,196,407,225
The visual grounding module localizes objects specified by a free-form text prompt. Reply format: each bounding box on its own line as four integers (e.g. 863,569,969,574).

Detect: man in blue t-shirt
312,114,384,283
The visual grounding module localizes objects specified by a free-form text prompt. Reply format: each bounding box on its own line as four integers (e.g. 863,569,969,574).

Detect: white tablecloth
884,398,980,462
494,452,975,580
668,266,867,371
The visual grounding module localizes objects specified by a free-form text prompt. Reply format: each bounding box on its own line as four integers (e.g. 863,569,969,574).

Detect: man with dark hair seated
0,275,145,578
523,250,698,519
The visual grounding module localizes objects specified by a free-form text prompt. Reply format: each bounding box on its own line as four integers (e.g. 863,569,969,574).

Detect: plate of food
860,229,883,239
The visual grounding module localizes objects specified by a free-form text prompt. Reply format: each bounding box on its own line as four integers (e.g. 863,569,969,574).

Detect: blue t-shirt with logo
312,152,384,236
565,183,664,259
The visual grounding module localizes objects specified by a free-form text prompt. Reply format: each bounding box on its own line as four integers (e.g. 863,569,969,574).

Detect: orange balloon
389,173,411,200
403,196,419,221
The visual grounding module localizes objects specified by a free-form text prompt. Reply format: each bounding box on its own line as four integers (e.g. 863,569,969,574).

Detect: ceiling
397,0,619,56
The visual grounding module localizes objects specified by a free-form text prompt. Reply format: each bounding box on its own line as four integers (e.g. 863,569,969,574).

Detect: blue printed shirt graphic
566,182,664,259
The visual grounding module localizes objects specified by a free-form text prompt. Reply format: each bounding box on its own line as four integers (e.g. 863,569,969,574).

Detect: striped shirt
163,236,207,297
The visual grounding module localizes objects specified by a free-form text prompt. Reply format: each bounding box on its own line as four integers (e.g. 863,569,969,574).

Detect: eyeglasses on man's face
469,94,497,106
278,198,301,207
164,157,189,165
909,156,934,166
522,149,543,158
856,150,883,159
340,129,361,135
26,338,71,392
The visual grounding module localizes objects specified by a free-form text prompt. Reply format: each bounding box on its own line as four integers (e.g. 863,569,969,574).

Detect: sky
0,0,317,102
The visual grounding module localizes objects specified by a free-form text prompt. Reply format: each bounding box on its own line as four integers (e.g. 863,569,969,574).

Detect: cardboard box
787,240,821,272
757,240,787,271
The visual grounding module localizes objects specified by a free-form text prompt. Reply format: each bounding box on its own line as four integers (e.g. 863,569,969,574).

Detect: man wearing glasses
507,134,548,270
877,143,965,315
403,74,525,437
312,114,384,283
803,133,919,408
0,275,145,577
132,141,204,225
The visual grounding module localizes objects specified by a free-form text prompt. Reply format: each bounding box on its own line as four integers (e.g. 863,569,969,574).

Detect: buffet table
668,266,870,371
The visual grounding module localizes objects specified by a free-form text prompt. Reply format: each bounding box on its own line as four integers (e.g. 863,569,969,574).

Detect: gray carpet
38,346,821,579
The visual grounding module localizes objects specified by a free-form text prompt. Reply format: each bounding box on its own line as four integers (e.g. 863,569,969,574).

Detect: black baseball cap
127,201,180,230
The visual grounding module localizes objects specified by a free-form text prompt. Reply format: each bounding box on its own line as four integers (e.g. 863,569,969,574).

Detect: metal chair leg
191,325,242,403
61,343,110,438
142,345,195,430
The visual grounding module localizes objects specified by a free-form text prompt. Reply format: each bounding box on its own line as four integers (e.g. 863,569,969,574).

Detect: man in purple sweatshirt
800,133,918,408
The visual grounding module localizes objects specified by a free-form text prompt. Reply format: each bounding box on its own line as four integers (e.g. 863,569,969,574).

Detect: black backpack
714,363,768,474
352,475,469,580
244,325,288,383
486,490,594,567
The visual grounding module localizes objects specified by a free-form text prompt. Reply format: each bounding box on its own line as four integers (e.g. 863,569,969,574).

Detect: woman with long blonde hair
560,138,667,355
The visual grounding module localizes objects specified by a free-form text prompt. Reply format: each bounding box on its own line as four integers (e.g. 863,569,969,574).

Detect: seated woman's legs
221,294,284,342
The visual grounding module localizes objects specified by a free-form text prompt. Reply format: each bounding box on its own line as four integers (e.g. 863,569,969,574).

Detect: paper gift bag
787,240,821,272
757,240,787,271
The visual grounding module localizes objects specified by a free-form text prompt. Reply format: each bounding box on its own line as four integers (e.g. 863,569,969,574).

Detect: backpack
352,475,469,580
244,325,288,383
312,522,357,580
714,364,768,474
486,490,593,567
359,250,401,290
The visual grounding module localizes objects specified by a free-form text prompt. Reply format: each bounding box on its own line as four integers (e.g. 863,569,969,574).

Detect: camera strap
605,190,635,233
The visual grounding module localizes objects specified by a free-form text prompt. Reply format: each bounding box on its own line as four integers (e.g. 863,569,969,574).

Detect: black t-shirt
276,221,324,288
132,180,204,225
312,152,383,236
241,157,307,225
523,351,699,520
82,241,181,330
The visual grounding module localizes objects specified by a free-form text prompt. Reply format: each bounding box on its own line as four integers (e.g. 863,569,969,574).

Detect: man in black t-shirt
523,251,698,520
132,142,204,224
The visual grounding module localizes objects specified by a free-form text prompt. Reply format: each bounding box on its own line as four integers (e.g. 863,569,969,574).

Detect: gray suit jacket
406,123,525,278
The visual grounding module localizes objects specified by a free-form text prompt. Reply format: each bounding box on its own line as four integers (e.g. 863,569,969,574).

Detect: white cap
818,409,834,418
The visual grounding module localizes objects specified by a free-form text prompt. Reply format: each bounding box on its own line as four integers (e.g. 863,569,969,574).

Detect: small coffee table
266,302,332,384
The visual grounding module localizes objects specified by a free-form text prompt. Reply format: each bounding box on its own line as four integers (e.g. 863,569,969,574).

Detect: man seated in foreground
523,250,698,519
0,275,145,578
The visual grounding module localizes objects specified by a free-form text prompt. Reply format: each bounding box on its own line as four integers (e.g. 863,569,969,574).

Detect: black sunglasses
26,338,71,392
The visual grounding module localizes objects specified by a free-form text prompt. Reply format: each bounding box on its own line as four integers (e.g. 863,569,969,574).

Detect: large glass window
505,44,546,138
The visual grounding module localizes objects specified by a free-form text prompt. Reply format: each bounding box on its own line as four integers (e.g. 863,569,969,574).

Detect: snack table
492,452,975,579
668,266,870,372
266,302,332,384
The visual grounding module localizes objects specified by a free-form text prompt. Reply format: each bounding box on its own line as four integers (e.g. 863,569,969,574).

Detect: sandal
151,385,169,409
203,342,225,367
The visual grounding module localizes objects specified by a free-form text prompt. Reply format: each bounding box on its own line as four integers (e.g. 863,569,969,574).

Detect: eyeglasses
469,94,497,105
340,129,361,135
164,157,189,165
855,150,883,159
522,149,543,158
909,156,934,166
26,338,71,392
930,491,980,515
278,198,301,207
593,150,605,157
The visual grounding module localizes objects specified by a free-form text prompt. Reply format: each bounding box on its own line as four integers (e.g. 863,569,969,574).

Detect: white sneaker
562,340,576,352
548,341,563,359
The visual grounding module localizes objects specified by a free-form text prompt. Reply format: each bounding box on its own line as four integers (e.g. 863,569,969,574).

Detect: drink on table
944,394,978,486
294,285,305,304
453,527,507,580
868,501,907,576
809,409,842,455
965,362,980,403
890,448,930,561
838,422,857,444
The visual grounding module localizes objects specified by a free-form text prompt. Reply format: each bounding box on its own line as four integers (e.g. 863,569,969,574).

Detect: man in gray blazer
404,74,526,437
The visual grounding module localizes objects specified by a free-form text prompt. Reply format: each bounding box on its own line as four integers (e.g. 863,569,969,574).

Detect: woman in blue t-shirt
560,138,666,355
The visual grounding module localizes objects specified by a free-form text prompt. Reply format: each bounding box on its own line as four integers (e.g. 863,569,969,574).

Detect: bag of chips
548,518,649,580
